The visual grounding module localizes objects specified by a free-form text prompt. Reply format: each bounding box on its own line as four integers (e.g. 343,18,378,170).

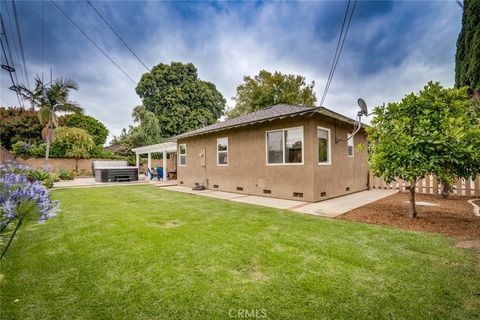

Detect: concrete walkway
292,189,396,218
52,176,177,188
160,185,396,218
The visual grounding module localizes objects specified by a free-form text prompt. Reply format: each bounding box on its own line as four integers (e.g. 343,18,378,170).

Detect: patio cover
132,142,177,181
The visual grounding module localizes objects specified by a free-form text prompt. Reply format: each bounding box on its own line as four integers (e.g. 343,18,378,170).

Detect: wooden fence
369,174,480,196
0,145,15,164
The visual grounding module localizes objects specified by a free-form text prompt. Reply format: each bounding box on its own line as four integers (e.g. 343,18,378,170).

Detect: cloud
0,0,462,143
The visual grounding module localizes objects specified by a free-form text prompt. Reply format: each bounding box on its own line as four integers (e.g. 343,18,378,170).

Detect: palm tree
17,76,83,167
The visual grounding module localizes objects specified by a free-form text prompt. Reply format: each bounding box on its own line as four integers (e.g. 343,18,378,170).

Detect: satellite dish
357,98,368,116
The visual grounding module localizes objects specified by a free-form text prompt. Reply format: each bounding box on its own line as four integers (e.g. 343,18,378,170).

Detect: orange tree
368,82,480,218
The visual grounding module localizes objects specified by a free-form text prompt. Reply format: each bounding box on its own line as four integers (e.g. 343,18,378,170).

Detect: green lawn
1,185,479,319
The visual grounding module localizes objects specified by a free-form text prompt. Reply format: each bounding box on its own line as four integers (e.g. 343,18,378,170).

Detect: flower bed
0,162,59,259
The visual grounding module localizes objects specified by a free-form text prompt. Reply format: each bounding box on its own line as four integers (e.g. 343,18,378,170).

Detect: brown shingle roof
172,104,320,140
169,104,368,141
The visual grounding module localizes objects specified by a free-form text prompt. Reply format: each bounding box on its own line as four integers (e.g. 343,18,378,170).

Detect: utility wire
2,0,22,86
86,0,150,71
0,14,23,108
0,13,16,83
11,0,29,88
320,0,351,107
320,0,357,107
51,1,137,84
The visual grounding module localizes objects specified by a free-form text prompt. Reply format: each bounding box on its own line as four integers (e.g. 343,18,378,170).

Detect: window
217,137,228,165
317,127,331,165
347,133,354,157
266,127,303,164
179,144,186,166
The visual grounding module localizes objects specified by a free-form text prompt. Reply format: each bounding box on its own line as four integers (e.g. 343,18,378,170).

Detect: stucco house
171,104,368,202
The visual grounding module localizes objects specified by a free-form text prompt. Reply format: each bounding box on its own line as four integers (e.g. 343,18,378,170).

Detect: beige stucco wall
177,114,368,202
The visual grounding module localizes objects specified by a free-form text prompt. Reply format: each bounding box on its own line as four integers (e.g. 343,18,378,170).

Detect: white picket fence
369,174,480,196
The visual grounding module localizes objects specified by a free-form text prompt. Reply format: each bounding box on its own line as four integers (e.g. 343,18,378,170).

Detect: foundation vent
346,187,350,191
195,182,199,186
321,192,327,197
236,186,244,191
179,181,184,185
263,189,271,194
213,184,219,189
293,192,303,198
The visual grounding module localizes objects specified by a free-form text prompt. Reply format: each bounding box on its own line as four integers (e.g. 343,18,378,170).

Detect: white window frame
265,126,304,166
178,143,187,166
347,133,354,157
217,137,228,166
317,126,332,165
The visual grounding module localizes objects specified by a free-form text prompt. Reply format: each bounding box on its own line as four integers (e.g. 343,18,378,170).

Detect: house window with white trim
317,127,331,165
217,137,228,165
179,144,187,166
347,133,354,157
267,127,303,164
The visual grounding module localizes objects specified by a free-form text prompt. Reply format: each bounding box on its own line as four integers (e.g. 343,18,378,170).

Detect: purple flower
1,162,59,225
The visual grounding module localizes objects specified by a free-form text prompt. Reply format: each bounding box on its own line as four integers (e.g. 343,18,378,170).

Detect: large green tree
368,82,480,218
17,77,83,166
455,0,480,92
227,70,317,118
136,62,226,138
58,114,109,146
0,107,43,149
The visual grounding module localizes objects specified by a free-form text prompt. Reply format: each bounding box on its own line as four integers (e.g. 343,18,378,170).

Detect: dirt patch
455,240,480,249
338,192,480,239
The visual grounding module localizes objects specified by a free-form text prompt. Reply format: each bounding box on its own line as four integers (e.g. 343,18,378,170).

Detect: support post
135,153,140,174
147,152,152,182
163,150,167,181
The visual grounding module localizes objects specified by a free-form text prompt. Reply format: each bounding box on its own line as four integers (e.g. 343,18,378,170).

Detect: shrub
26,169,50,182
50,172,61,182
56,168,75,180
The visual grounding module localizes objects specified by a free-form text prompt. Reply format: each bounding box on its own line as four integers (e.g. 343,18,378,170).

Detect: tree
16,77,83,167
368,82,480,218
58,114,109,146
0,107,43,149
136,62,226,138
455,0,480,93
55,127,95,174
227,70,317,118
130,107,162,147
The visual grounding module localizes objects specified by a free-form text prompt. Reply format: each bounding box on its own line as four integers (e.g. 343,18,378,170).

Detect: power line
0,14,23,108
11,0,29,88
2,0,22,86
86,0,150,72
0,13,16,82
320,0,357,107
51,1,137,84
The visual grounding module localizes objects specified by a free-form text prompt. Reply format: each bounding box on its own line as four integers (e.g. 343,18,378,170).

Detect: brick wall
18,157,176,176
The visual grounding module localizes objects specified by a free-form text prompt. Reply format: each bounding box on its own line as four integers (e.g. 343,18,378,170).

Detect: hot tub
92,160,139,182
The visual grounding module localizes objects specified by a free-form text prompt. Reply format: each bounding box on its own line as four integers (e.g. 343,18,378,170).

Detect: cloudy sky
0,0,462,143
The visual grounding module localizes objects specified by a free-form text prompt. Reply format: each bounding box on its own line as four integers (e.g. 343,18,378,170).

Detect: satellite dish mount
335,98,370,143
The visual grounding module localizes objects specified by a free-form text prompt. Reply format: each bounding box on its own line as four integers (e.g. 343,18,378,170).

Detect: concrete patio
159,185,396,218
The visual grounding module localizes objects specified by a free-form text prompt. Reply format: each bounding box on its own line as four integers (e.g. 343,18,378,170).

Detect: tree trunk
75,158,79,175
408,185,417,218
45,129,51,170
441,181,450,199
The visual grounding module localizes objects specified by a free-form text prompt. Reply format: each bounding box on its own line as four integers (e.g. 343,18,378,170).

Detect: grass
1,185,479,319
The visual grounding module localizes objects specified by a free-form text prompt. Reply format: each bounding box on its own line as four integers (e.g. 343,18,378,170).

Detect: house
171,104,369,202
